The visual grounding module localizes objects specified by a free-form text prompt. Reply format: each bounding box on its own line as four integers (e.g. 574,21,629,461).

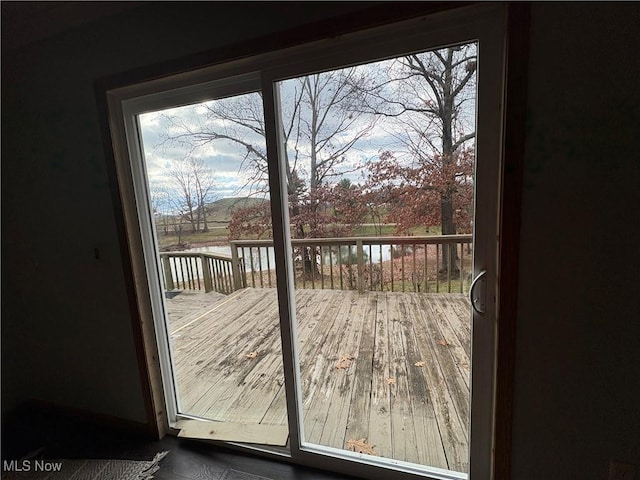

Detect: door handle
469,269,487,315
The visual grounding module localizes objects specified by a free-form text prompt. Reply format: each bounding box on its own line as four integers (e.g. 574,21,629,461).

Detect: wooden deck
166,288,471,473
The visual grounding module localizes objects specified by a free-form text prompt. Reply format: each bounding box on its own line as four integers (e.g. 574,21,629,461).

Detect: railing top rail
159,251,233,262
230,234,472,248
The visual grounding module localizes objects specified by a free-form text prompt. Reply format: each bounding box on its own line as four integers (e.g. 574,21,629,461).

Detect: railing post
161,255,175,291
230,241,243,292
356,240,364,294
201,254,213,293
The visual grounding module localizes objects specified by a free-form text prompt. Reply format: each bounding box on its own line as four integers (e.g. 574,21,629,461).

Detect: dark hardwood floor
1,405,362,480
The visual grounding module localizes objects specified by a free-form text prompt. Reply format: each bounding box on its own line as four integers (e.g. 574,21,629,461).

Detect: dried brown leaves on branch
365,149,474,235
228,180,368,241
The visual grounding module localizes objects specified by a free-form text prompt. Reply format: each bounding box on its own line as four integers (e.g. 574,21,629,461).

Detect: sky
137,42,477,210
138,90,390,201
139,106,258,199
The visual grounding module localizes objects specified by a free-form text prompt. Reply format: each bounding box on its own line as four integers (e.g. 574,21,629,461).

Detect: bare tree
190,159,217,232
165,196,185,247
163,158,217,235
164,160,197,233
295,69,373,193
151,185,187,247
155,68,374,240
149,184,172,235
353,43,477,276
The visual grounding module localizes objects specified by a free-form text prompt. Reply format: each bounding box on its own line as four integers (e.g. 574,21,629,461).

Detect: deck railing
161,235,472,295
159,252,246,295
230,234,473,294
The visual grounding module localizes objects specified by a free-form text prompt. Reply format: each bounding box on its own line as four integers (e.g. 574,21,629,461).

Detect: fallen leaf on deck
414,361,425,367
346,438,376,455
387,377,396,385
335,355,355,369
245,351,259,359
437,339,449,346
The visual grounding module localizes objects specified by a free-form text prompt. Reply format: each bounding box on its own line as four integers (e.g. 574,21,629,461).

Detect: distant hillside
203,197,267,223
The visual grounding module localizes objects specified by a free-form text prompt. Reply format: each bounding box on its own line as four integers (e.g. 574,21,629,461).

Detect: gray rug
220,469,273,480
2,452,169,480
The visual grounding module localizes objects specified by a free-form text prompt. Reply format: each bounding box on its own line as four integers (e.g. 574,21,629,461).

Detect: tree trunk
201,202,209,232
438,48,460,279
440,190,460,279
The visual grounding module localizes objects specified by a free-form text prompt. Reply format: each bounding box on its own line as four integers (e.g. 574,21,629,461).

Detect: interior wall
513,3,640,479
2,2,638,478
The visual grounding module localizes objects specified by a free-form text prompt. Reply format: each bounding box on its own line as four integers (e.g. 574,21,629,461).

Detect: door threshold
175,418,288,446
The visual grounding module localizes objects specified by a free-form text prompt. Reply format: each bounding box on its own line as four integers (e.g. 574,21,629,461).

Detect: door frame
98,3,529,479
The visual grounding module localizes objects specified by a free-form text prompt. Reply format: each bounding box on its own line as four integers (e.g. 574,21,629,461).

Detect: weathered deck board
421,296,470,431
343,294,376,449
368,292,393,459
165,290,227,330
165,288,470,472
171,288,277,416
411,294,469,472
317,293,369,449
303,291,360,444
396,298,448,467
201,293,283,422
261,289,335,427
388,292,420,464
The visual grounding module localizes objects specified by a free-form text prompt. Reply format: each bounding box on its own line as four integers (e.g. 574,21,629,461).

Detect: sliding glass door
276,42,477,473
109,4,506,478
135,91,294,447
122,80,293,448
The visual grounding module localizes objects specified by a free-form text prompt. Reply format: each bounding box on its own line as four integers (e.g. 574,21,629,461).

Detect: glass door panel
276,42,477,474
136,92,289,446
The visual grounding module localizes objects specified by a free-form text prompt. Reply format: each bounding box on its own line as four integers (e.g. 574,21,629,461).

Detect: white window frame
106,4,507,479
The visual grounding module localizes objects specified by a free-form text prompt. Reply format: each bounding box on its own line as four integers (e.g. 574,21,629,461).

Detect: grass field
155,197,447,250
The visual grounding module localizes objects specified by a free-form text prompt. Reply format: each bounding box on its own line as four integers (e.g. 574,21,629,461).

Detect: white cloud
136,43,477,203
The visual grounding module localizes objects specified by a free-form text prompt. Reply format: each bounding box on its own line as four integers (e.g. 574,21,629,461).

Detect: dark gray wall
513,3,640,478
2,2,639,477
